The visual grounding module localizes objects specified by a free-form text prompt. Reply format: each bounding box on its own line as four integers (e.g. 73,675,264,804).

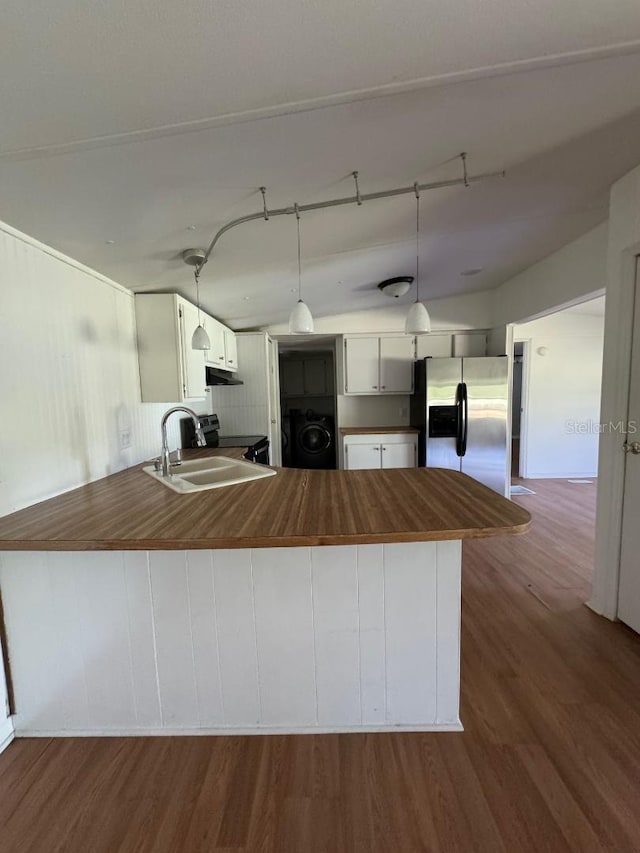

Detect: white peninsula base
0,541,462,737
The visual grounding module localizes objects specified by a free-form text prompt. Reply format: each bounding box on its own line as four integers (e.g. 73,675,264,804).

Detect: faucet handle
153,457,162,472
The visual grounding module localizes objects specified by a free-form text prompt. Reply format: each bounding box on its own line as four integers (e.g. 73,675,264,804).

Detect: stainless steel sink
143,456,276,493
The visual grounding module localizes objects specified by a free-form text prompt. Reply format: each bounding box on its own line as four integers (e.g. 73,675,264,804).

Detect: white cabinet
379,337,414,393
224,330,238,371
135,293,207,403
344,336,414,394
204,316,226,368
343,432,418,470
453,333,487,357
416,334,452,359
344,337,380,393
381,441,416,469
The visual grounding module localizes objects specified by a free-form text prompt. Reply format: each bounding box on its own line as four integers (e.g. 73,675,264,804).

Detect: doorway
277,336,338,469
511,341,527,478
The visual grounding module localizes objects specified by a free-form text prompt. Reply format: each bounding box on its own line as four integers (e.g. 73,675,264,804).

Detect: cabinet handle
382,446,387,451
228,359,234,364
372,385,378,389
219,356,224,360
373,446,379,451
381,385,386,390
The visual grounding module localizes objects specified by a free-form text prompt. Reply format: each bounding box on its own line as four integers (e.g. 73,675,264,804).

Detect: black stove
180,414,270,464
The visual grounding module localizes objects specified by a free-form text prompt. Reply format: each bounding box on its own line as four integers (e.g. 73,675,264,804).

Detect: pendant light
405,185,431,335
191,267,211,350
288,205,314,334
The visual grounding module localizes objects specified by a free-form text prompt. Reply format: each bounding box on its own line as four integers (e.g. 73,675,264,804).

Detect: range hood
205,366,244,386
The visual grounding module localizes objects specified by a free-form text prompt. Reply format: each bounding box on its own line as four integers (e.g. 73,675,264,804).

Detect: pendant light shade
289,299,314,334
405,300,431,335
289,206,314,334
191,323,211,350
191,267,211,350
405,185,431,336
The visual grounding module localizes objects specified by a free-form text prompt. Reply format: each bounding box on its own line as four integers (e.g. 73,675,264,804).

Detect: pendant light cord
295,203,302,302
194,269,202,324
415,186,420,305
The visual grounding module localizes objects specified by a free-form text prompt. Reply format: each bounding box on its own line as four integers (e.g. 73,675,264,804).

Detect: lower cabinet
344,433,418,470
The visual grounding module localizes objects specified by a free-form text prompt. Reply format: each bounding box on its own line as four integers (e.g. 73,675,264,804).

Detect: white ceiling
2,2,640,328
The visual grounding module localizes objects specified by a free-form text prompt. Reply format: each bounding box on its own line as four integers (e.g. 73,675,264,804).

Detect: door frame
590,247,640,620
513,338,532,479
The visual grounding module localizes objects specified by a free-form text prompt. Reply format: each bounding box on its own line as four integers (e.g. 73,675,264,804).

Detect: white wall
0,220,201,518
514,311,604,478
265,289,493,335
591,164,640,618
493,223,608,326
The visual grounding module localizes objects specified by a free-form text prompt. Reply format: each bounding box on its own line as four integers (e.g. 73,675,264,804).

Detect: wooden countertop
340,427,419,435
0,451,529,551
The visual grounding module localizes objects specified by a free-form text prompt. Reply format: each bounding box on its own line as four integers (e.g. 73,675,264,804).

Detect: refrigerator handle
455,383,464,457
461,382,468,457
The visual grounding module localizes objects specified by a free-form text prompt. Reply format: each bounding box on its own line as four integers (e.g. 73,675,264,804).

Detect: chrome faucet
159,406,206,477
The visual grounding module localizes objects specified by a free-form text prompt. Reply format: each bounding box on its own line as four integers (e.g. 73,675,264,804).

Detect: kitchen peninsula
0,455,529,736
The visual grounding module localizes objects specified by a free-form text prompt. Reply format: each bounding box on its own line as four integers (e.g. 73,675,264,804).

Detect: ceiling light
405,186,431,336
105,239,115,245
378,276,413,298
289,206,314,335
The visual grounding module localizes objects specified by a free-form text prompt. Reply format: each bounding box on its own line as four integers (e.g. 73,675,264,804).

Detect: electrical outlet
119,429,132,450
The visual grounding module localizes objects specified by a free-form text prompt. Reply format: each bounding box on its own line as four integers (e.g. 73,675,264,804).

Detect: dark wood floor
2,479,640,852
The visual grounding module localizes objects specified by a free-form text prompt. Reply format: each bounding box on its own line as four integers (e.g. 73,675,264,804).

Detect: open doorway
277,336,338,469
509,293,605,598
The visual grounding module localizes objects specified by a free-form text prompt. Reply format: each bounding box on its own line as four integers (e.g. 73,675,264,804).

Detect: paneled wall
0,221,202,518
0,542,462,735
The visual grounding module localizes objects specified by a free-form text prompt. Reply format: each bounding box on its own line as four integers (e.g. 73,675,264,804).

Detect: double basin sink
143,456,276,494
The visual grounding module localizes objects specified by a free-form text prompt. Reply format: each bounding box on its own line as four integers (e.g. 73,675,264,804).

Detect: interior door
379,337,414,392
461,357,509,495
618,258,640,633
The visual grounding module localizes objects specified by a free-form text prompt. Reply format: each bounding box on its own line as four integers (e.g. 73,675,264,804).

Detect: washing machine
290,411,336,469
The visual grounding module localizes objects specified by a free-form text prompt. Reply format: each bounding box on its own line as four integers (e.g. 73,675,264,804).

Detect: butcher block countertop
340,426,419,435
0,451,530,551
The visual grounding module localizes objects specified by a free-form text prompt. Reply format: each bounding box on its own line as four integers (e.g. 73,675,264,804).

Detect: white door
224,330,238,371
344,442,382,470
268,338,282,466
178,300,206,400
618,258,640,632
344,338,379,393
379,337,414,393
381,442,416,469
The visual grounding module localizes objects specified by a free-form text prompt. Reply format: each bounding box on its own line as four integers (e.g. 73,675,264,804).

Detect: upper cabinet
344,336,414,395
135,293,206,402
452,333,487,357
135,293,239,402
280,354,334,397
416,334,452,359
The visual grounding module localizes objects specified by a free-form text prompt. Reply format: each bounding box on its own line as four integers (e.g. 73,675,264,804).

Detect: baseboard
0,716,15,754
522,472,598,480
15,720,464,737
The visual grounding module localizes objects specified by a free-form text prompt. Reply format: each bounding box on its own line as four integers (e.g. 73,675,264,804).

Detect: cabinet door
344,442,382,470
379,337,414,393
178,301,206,400
303,358,327,395
344,338,379,393
381,441,416,469
281,359,305,396
416,335,452,359
453,333,487,357
224,330,238,371
204,317,226,367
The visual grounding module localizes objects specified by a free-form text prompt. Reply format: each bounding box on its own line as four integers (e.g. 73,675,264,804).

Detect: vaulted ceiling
2,2,640,328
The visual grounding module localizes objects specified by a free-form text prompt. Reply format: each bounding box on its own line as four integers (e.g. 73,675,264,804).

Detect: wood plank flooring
2,478,640,852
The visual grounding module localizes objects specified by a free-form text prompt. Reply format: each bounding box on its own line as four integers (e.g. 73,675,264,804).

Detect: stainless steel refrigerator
410,357,509,495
